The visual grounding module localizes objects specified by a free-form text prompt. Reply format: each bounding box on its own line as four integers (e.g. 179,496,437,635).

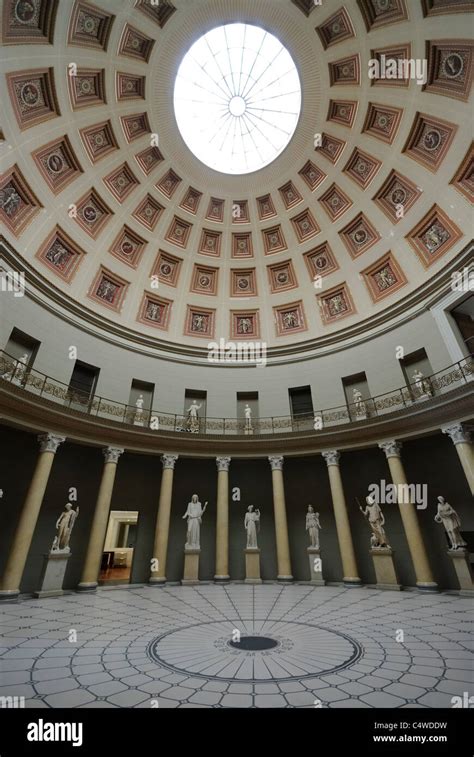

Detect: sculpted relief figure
182,493,207,549
306,505,321,549
52,503,79,553
434,496,467,551
245,505,260,549
360,495,390,548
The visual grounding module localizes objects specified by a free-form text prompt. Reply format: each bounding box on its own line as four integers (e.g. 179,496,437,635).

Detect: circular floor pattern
0,585,472,708
147,620,361,682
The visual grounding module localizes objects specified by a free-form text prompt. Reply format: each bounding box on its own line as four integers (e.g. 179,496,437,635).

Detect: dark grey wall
0,424,472,593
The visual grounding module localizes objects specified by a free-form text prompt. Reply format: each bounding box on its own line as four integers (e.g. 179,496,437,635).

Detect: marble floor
0,584,472,709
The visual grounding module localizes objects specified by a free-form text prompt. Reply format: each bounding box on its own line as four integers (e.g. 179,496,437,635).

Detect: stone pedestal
307,547,325,585
34,552,71,598
182,548,200,585
355,411,367,421
244,428,253,435
370,548,402,590
245,548,262,584
448,549,474,594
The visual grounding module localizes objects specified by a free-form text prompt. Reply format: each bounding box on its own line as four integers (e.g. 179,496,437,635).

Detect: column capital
38,433,65,454
216,456,231,472
268,455,284,471
442,423,471,445
379,440,402,459
161,453,178,470
102,447,124,464
321,450,340,466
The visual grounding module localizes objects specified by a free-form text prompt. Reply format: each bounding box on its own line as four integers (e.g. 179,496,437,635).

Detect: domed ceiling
0,0,472,353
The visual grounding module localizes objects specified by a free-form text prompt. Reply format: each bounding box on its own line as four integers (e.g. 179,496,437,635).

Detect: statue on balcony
51,503,79,553
245,506,260,549
306,506,321,549
412,369,432,398
186,400,202,433
134,394,144,426
434,496,467,551
182,494,207,549
359,495,390,548
244,404,252,431
353,388,366,417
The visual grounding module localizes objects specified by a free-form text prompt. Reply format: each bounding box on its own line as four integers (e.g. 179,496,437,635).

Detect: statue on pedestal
359,495,390,548
182,494,207,549
186,400,202,433
306,505,321,549
134,394,144,426
51,503,79,553
434,496,467,551
245,506,260,549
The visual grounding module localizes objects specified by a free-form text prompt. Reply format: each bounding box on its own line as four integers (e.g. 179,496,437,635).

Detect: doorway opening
99,510,138,585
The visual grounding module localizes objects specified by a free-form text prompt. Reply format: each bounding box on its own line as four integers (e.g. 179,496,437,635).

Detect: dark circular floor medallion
229,636,278,651
146,620,362,682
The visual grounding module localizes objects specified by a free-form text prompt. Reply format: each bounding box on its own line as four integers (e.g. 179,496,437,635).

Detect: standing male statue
52,503,79,552
434,496,467,551
359,495,390,548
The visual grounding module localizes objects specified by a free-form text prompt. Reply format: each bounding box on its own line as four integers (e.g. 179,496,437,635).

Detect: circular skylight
173,24,302,175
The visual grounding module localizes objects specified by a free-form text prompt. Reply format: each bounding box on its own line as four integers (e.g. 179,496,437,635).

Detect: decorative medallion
109,225,147,268
88,267,128,312
191,265,219,296
36,226,85,282
403,112,457,172
7,67,59,129
318,183,353,220
120,113,151,143
206,198,225,222
2,0,58,45
232,200,250,223
118,23,154,62
278,181,303,209
102,162,139,203
80,120,119,164
304,242,339,281
73,188,113,239
316,7,355,49
231,310,260,339
373,169,422,222
262,226,287,254
232,233,253,258
406,204,463,267
316,133,346,164
298,160,326,191
116,72,146,101
32,135,83,194
135,146,163,175
328,55,360,86
199,229,222,257
68,68,106,109
256,194,277,220
361,252,408,302
165,216,192,248
230,268,257,297
424,40,473,101
370,44,412,87
156,169,181,199
132,194,164,231
358,0,408,31
68,1,114,50
343,147,382,189
339,213,381,258
180,187,202,215
151,250,183,288
327,100,358,127
0,164,42,236
267,260,298,293
291,209,320,243
362,103,403,144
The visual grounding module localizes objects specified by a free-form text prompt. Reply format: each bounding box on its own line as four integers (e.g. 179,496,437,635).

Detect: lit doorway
99,510,138,585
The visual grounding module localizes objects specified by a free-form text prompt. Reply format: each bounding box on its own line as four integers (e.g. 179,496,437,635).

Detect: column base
0,590,20,602
245,548,261,584
370,548,402,591
148,577,167,585
415,581,439,593
76,582,98,592
447,549,474,592
214,575,230,583
33,589,65,599
343,577,362,587
277,575,294,582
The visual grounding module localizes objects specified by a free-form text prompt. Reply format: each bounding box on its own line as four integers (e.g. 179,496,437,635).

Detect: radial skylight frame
173,23,302,175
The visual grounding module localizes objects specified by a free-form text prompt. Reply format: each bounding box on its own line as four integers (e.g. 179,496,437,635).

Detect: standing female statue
244,506,260,549
182,494,207,549
305,506,321,549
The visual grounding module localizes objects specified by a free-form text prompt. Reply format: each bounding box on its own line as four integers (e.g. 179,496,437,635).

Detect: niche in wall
450,295,474,357
128,379,154,425
4,327,40,368
288,385,314,430
342,372,371,420
399,348,434,400
237,391,258,431
183,389,207,432
67,359,99,409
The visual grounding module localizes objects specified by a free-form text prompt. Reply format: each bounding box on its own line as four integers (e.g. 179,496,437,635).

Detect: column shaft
215,460,230,581
0,443,60,597
269,459,292,581
384,454,437,590
326,462,360,585
149,456,177,583
453,443,474,495
78,449,123,590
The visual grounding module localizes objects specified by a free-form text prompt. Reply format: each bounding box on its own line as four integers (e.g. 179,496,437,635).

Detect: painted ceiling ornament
0,186,21,217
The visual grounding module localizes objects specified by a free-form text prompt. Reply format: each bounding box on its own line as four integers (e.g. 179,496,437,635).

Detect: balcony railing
0,350,472,436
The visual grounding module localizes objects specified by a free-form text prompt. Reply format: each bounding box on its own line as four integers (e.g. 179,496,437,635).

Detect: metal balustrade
0,349,472,436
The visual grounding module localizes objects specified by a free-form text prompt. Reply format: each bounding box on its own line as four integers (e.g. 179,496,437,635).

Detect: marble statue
305,506,321,549
134,394,144,425
353,388,366,416
245,506,260,549
244,404,252,430
186,400,202,433
434,496,467,551
412,369,432,398
52,503,79,553
360,495,390,548
182,494,207,549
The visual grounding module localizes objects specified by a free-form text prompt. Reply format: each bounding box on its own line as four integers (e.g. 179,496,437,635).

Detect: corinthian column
149,454,178,584
215,457,231,582
379,441,437,592
77,447,123,591
0,433,65,600
268,456,293,581
321,450,361,586
442,424,474,495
